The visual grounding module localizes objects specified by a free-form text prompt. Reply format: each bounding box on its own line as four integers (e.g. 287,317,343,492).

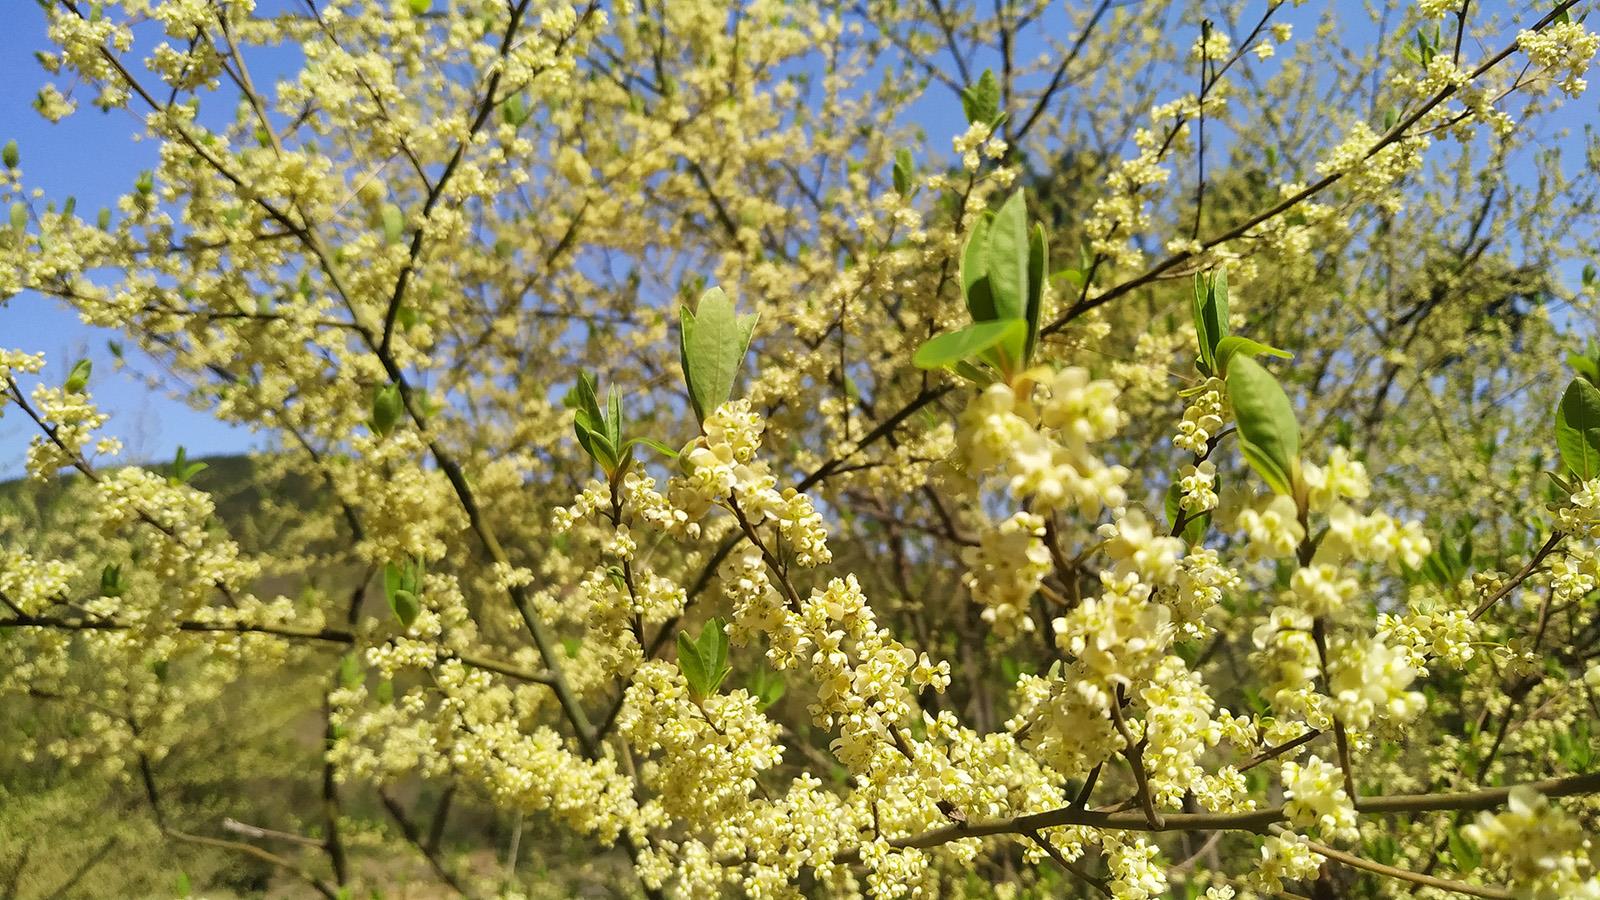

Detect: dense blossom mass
2,0,1600,898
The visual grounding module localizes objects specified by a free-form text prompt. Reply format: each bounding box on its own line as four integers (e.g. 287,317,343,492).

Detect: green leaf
169,445,208,484
408,0,431,14
396,304,419,331
573,420,618,473
1568,351,1600,385
2,140,17,169
381,204,404,245
383,559,423,628
677,618,732,699
1448,829,1481,869
913,319,1025,371
1213,335,1292,374
566,371,604,424
676,631,709,697
500,93,528,127
960,214,995,321
952,360,997,385
1192,270,1230,373
622,435,680,459
986,190,1030,325
389,589,419,628
1226,355,1300,497
64,358,92,393
9,202,25,233
339,653,362,690
1025,222,1047,363
749,668,786,709
1556,377,1600,481
678,286,757,426
892,148,914,197
606,385,623,451
567,373,617,471
370,383,404,437
960,69,1001,125
100,563,123,597
696,616,731,694
1053,268,1085,289
960,69,998,124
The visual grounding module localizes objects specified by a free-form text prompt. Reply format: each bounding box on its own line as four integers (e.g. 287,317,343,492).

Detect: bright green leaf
170,445,208,484
913,319,1025,371
986,190,1030,325
381,204,404,245
1025,222,1046,363
749,668,786,709
696,617,731,695
501,93,528,127
383,559,423,628
388,589,419,628
1213,335,1291,374
959,69,1001,125
1226,355,1300,497
622,435,680,459
1568,352,1600,385
892,148,914,196
370,383,404,437
960,214,995,322
1556,377,1600,481
606,384,623,451
678,286,757,426
340,653,362,690
1192,270,1230,373
64,358,92,393
676,631,709,697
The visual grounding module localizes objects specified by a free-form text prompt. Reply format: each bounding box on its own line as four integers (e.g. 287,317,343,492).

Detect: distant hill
0,452,322,544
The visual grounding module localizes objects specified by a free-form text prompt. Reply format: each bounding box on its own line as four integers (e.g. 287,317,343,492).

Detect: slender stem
830,770,1600,862
378,788,468,896
1272,826,1511,899
1470,532,1564,620
1108,694,1164,829
1025,829,1111,897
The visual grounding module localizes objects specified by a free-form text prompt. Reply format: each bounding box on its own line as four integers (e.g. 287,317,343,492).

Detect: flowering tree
5,0,1600,897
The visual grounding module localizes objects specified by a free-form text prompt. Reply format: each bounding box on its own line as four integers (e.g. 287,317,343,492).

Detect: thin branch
831,770,1600,861
1272,826,1511,899
377,788,468,896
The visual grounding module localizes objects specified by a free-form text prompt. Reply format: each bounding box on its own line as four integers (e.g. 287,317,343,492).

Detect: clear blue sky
0,14,256,476
0,2,1581,478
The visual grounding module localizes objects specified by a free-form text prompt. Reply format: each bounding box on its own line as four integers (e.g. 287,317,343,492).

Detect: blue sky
0,2,1585,477
0,13,256,475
